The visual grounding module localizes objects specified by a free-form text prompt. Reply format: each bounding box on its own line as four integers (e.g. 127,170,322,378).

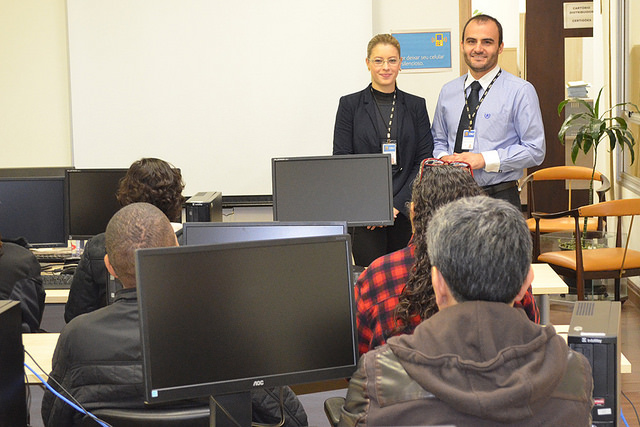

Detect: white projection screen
66,1,372,196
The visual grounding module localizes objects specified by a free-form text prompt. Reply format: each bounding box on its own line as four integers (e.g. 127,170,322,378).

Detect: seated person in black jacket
0,234,45,332
43,203,307,427
64,157,185,323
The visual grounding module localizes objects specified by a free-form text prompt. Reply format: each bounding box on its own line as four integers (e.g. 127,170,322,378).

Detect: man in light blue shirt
432,14,545,208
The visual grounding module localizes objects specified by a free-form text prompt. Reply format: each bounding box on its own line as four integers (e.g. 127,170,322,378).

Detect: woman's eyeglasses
369,57,400,67
418,158,474,181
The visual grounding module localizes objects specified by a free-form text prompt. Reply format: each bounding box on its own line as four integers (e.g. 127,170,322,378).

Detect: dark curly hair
116,158,185,223
393,165,484,333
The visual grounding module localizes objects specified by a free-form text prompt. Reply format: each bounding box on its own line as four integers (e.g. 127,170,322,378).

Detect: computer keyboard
42,274,74,289
34,252,80,264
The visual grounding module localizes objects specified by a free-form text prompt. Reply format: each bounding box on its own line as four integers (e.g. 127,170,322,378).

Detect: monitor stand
209,391,251,427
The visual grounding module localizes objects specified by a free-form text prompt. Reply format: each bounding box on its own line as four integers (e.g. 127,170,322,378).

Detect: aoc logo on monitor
252,380,265,387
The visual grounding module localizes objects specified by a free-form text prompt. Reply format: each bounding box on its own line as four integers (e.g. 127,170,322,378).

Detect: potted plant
557,87,639,248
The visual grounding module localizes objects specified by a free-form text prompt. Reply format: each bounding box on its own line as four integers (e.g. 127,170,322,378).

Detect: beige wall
0,0,71,167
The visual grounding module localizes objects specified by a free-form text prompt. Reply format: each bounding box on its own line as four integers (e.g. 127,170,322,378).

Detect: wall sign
563,2,593,29
392,30,452,72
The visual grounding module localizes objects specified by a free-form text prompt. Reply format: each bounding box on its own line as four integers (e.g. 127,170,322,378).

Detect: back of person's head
394,165,484,329
410,165,483,239
427,196,532,303
105,202,177,288
116,157,185,222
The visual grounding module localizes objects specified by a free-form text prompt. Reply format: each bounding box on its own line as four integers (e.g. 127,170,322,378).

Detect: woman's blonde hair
366,34,401,58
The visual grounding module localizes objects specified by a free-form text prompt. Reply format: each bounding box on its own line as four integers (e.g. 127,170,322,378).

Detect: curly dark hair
116,158,185,223
393,165,484,333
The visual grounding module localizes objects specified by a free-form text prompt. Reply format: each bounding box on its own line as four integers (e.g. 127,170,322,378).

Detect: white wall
471,0,520,49
66,0,372,196
0,0,71,168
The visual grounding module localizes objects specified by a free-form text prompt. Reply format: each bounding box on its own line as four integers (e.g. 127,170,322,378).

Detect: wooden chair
520,165,610,243
533,198,640,301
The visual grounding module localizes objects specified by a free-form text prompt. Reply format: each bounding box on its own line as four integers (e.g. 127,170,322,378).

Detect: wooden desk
23,333,59,384
554,325,631,373
44,289,69,304
531,263,569,325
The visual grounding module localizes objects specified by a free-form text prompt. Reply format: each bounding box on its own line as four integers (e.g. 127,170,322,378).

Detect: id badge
461,130,475,151
382,141,397,165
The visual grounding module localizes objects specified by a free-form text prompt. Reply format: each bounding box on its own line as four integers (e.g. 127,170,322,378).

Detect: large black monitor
0,301,27,427
136,235,357,404
271,154,393,226
0,176,67,247
182,221,347,246
65,168,128,240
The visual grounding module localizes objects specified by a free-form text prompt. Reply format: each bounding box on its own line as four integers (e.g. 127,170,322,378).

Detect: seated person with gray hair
339,196,593,426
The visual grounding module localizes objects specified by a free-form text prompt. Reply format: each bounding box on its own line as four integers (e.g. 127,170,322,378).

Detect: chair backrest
80,406,210,427
520,165,610,215
574,199,640,265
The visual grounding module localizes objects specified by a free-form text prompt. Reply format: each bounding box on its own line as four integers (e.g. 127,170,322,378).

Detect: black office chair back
80,406,210,427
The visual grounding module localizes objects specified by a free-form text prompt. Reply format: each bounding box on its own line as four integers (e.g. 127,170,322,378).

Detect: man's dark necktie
454,81,482,153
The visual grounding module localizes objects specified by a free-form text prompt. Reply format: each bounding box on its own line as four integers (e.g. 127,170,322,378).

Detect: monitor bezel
271,154,394,227
182,220,349,246
64,168,128,240
0,176,68,248
136,234,358,404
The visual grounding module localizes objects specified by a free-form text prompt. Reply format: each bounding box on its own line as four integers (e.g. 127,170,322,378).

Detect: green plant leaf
606,129,617,150
571,141,580,163
558,113,589,142
611,116,628,130
593,87,603,117
582,137,593,154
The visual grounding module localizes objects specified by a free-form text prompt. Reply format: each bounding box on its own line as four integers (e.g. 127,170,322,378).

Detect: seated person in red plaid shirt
355,161,540,355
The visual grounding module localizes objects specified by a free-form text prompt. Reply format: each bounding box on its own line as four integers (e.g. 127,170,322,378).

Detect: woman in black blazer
333,34,433,267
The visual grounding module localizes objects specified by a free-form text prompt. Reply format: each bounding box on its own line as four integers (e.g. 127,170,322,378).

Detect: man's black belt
482,180,518,196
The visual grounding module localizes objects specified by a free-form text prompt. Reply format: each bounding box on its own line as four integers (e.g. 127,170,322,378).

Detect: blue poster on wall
392,31,452,71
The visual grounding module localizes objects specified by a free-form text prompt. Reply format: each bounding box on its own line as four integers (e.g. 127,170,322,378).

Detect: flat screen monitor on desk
182,221,348,246
65,168,128,240
271,154,393,227
0,176,67,247
136,235,357,405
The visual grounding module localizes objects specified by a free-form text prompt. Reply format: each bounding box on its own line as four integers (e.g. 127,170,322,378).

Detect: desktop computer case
184,191,222,222
568,300,621,426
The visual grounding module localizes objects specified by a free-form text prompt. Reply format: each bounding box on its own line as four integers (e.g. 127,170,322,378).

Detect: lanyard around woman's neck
371,87,397,142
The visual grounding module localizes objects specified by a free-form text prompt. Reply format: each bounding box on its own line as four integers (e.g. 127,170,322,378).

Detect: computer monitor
0,301,27,427
65,168,128,240
0,167,71,178
136,234,358,404
182,221,348,246
271,154,394,227
0,176,67,247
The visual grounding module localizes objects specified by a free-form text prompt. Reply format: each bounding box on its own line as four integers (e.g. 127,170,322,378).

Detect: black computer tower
0,300,27,427
568,301,621,426
184,191,223,222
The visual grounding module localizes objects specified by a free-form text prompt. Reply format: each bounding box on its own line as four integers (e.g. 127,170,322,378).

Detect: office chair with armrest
324,396,345,427
534,198,640,301
520,166,609,255
80,406,210,427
